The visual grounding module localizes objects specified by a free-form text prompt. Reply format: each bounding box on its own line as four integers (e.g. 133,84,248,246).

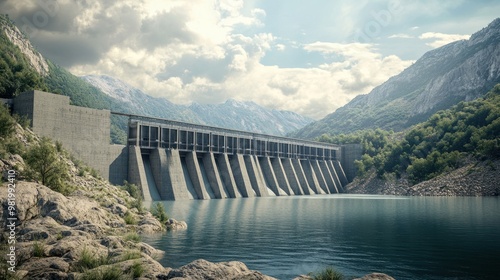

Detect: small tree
25,137,69,192
0,104,16,138
151,202,169,224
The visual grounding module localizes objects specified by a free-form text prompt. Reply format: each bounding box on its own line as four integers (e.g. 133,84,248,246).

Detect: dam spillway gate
121,113,350,201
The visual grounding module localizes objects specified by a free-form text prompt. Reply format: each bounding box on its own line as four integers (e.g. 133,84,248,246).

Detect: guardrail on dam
10,90,360,201
115,112,351,201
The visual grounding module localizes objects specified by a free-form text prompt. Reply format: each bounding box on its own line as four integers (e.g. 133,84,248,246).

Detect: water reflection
142,195,500,280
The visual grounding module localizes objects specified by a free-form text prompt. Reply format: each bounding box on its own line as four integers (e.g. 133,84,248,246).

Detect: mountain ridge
81,74,314,136
292,18,500,139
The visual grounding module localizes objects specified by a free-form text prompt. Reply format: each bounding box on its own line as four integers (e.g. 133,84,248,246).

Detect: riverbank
346,159,500,196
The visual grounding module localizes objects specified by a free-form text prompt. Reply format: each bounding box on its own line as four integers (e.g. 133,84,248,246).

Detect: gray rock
164,259,277,280
166,218,188,231
353,272,396,280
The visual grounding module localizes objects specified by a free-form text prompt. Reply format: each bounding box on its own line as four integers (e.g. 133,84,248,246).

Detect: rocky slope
346,159,500,196
293,18,500,139
82,74,314,136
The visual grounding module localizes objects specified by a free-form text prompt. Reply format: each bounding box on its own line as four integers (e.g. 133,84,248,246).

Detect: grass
74,247,110,272
131,262,144,278
120,250,142,261
311,267,344,280
124,232,141,243
77,265,129,280
32,241,45,257
123,211,137,225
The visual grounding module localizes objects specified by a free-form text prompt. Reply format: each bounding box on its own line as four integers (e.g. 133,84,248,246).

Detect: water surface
142,195,500,279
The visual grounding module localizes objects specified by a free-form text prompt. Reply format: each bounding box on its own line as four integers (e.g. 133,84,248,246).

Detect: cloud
388,33,413,39
2,0,413,120
419,32,471,48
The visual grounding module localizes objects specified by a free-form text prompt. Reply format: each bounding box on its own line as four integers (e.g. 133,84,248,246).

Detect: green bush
151,202,169,224
311,267,344,280
0,104,16,138
24,137,71,194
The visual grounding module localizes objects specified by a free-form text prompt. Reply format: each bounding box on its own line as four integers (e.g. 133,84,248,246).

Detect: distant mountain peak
292,18,500,139
82,75,314,136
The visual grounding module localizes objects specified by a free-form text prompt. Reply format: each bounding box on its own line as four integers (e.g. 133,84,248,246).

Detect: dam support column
202,153,225,199
271,158,292,195
282,158,303,195
311,160,330,194
128,146,150,200
244,155,269,197
231,154,255,197
217,154,239,198
333,160,349,188
259,157,281,196
292,159,313,195
327,160,344,192
319,160,339,193
186,151,210,200
301,160,323,194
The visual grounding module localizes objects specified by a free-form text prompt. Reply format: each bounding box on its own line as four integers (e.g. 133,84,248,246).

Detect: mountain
82,74,314,135
293,18,500,139
0,14,312,141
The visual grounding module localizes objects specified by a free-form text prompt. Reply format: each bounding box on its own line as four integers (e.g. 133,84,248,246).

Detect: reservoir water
142,195,500,279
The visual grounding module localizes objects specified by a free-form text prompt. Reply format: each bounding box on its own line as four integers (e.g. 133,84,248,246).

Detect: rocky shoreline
346,159,500,196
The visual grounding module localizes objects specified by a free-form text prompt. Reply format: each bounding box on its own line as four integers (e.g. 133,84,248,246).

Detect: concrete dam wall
10,90,361,201
125,115,351,200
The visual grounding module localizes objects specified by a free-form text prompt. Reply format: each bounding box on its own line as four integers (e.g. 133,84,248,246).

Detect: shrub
0,104,16,138
151,202,169,224
311,267,344,280
25,137,70,193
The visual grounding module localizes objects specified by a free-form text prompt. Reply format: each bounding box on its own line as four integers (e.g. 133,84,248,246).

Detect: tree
25,137,69,192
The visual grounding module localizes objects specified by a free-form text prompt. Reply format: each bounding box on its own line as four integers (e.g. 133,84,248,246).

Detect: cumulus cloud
1,0,413,120
419,32,471,48
388,33,413,39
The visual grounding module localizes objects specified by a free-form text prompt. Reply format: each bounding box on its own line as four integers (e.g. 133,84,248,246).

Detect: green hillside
320,84,500,184
0,15,127,143
0,16,47,98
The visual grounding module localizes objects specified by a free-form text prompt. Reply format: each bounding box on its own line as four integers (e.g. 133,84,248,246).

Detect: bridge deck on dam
114,112,350,201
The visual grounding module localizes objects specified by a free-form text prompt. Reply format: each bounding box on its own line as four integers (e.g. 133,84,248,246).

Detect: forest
319,84,500,184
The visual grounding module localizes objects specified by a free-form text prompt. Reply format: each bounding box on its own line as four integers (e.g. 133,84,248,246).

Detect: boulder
166,218,188,231
353,272,396,280
164,259,277,280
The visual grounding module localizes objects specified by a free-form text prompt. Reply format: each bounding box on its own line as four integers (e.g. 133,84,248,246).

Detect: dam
9,90,362,201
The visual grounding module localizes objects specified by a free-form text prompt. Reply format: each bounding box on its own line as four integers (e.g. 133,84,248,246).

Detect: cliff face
293,18,500,139
0,16,49,76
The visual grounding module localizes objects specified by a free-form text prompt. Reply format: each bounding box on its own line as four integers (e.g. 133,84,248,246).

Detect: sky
1,0,498,120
